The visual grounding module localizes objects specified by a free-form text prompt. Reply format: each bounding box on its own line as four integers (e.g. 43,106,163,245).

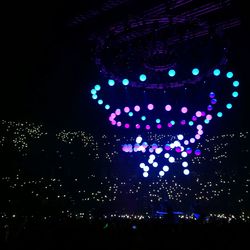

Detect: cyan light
233,80,239,87
98,99,103,105
192,68,199,76
122,79,129,86
226,103,232,109
92,94,98,100
128,112,133,117
204,119,210,124
217,112,223,117
213,69,220,76
91,89,96,95
168,69,176,77
232,91,239,98
226,72,233,78
156,119,161,124
141,116,146,121
188,121,194,126
170,120,175,125
94,84,101,91
105,104,110,110
139,74,147,82
108,79,115,86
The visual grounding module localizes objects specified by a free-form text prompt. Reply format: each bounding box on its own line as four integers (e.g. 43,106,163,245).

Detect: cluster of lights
89,67,240,177
1,172,249,219
1,120,47,152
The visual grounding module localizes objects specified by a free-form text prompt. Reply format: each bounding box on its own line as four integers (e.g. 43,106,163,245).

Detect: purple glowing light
209,92,215,98
124,107,130,113
194,149,201,156
207,105,213,111
134,105,140,112
156,124,162,129
175,147,182,153
147,104,154,110
186,148,192,154
211,99,217,105
145,125,151,130
165,105,172,111
111,120,116,125
167,123,172,128
192,116,197,121
124,123,130,128
135,124,140,129
201,111,206,116
181,107,188,113
164,144,171,151
180,120,186,125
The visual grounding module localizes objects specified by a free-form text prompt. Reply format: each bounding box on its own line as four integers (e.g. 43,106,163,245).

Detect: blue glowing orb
139,74,147,81
233,81,239,87
213,69,220,76
168,69,176,77
94,85,101,91
226,103,232,109
108,79,115,86
232,91,239,98
122,79,129,86
226,72,233,78
192,68,199,76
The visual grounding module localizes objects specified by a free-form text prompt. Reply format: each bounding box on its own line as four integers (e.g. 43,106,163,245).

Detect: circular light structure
134,105,140,112
156,119,161,124
147,104,154,110
182,162,188,167
91,89,96,95
232,91,239,98
159,171,165,177
183,169,190,175
105,104,110,110
213,69,221,76
98,99,103,105
226,72,233,78
181,107,188,113
217,112,223,117
108,79,115,86
143,172,148,178
139,74,147,82
122,79,129,86
169,157,175,163
233,81,239,87
192,68,199,76
165,105,172,111
163,166,169,172
226,103,232,109
92,94,98,100
168,69,176,77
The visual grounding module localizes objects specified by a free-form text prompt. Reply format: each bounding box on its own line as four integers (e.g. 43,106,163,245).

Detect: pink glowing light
167,123,172,128
184,140,189,145
195,134,201,140
115,109,121,115
111,120,116,125
196,111,202,117
165,105,172,111
110,113,116,119
134,105,140,112
192,116,197,121
124,107,130,113
117,121,122,127
206,114,213,120
124,123,130,128
198,130,203,135
147,104,154,110
181,107,188,113
145,125,151,130
180,120,186,125
197,124,203,130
